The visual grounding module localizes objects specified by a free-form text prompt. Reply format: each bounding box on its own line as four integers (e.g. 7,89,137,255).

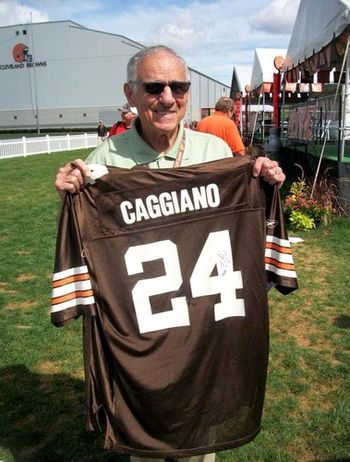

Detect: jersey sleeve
51,194,96,326
264,184,298,294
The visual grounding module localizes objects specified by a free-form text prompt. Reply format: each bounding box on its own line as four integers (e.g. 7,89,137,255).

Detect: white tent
281,0,350,146
281,0,350,210
250,48,287,91
282,0,350,73
235,65,253,94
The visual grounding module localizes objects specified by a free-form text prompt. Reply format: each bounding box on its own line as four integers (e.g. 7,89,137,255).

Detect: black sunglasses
134,80,191,95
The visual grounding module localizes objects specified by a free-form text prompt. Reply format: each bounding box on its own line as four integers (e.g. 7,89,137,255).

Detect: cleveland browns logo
12,43,32,63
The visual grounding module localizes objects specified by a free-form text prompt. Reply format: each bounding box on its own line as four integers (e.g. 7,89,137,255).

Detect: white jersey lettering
119,183,220,224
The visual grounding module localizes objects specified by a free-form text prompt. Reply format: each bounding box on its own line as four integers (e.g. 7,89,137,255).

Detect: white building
0,21,230,130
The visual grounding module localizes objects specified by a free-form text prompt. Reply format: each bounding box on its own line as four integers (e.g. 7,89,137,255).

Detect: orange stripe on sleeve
265,242,292,254
264,257,295,271
52,289,94,305
52,273,90,288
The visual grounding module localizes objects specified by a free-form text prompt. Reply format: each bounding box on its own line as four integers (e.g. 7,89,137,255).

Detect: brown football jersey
51,156,297,458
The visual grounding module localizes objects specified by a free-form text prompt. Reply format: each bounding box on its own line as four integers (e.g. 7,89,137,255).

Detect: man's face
124,51,190,138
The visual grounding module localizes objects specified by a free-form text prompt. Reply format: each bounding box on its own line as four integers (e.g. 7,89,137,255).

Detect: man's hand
252,157,285,188
55,158,90,199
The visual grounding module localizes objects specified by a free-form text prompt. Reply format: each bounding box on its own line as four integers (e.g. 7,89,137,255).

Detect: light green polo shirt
85,121,233,168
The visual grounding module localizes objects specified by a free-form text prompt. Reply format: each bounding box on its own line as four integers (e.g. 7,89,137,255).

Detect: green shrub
284,165,340,231
288,210,316,231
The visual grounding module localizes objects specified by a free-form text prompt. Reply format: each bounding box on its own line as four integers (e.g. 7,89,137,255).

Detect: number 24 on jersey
124,230,245,334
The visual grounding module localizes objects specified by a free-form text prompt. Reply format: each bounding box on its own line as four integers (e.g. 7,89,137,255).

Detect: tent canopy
282,0,350,72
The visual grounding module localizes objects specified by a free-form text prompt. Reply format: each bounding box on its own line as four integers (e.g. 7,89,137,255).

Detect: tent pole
262,92,265,141
340,45,350,162
281,81,286,143
250,93,262,146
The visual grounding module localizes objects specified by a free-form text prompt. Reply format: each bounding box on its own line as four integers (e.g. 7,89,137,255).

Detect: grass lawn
0,151,349,462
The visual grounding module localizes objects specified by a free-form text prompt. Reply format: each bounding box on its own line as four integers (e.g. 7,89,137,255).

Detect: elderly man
54,45,287,462
55,46,284,193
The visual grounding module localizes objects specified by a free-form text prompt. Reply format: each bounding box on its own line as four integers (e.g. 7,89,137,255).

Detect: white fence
0,133,98,160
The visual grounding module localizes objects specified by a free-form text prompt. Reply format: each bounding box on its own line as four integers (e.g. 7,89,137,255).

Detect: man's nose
158,85,176,104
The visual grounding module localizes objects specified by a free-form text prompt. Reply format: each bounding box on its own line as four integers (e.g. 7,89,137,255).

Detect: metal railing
0,133,98,160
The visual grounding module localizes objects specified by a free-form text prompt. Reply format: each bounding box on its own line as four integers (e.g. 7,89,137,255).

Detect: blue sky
0,0,301,86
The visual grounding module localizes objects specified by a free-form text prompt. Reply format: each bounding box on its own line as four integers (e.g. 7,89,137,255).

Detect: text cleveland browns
120,183,220,224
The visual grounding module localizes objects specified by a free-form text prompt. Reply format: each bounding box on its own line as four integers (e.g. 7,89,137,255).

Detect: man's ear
124,82,135,106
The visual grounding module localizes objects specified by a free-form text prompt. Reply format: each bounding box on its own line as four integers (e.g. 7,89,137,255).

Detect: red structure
272,72,281,128
233,92,241,128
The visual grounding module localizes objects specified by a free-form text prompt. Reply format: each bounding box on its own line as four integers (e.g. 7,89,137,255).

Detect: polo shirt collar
129,120,188,165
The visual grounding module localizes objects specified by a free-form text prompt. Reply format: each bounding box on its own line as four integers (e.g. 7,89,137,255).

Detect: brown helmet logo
12,43,32,63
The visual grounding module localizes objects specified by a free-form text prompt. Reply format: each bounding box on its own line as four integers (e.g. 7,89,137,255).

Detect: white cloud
0,0,48,25
250,0,300,34
0,0,300,85
78,0,260,84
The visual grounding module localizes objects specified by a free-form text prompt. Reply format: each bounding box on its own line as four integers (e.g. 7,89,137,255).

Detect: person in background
196,97,245,155
97,120,108,143
54,45,286,462
108,103,138,137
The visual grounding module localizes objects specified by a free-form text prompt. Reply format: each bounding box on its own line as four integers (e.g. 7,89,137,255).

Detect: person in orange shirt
196,97,245,155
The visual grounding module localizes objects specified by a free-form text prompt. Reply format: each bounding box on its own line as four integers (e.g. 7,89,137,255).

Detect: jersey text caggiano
120,183,220,224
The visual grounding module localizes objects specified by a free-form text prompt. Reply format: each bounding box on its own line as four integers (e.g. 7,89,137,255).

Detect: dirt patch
297,390,334,414
16,249,32,255
16,273,37,282
5,300,37,310
37,360,60,375
0,282,17,295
